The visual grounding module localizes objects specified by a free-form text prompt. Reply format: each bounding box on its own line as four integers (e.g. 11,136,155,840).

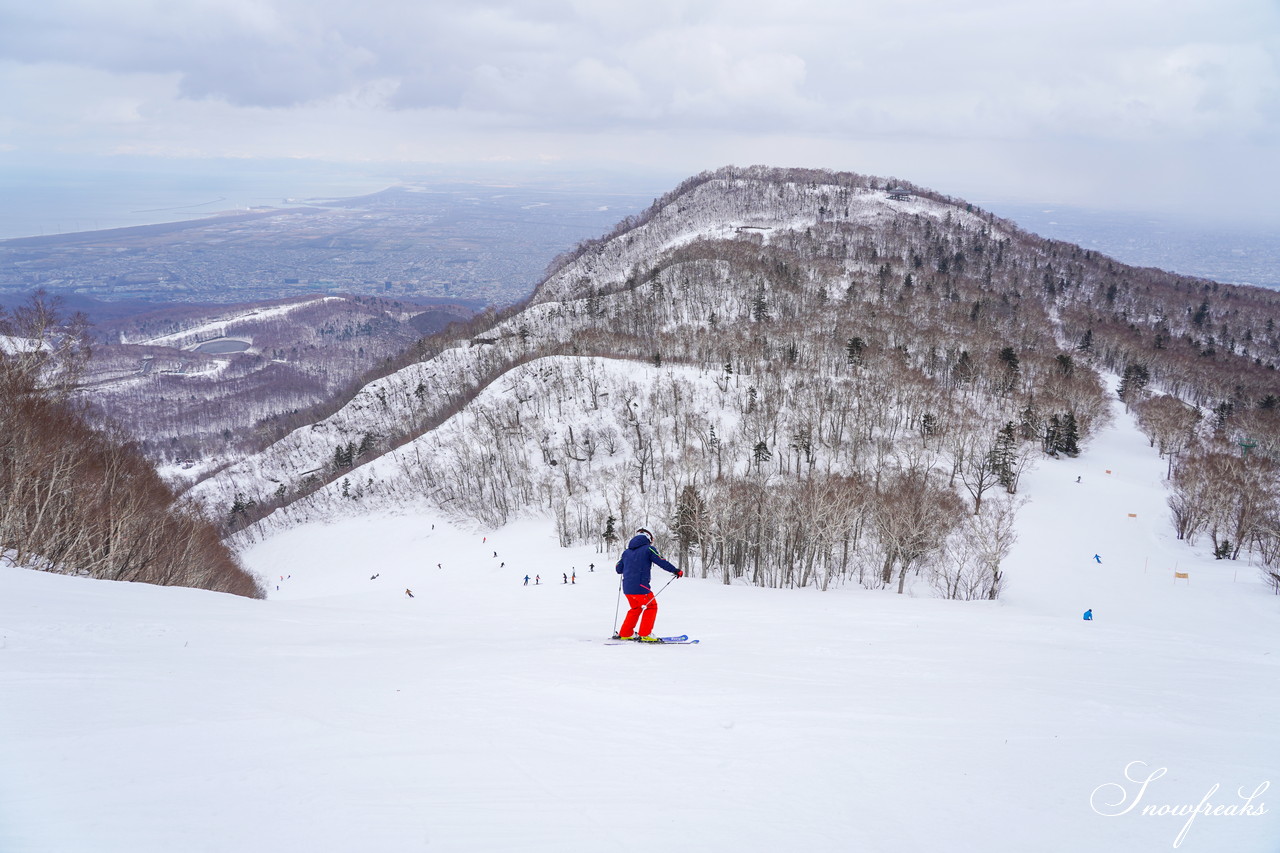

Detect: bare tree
872,469,968,594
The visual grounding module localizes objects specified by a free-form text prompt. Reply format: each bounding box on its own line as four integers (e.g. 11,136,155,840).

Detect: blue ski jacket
615,534,680,595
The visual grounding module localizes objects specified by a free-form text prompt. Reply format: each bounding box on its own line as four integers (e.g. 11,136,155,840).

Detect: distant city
984,203,1280,291
0,181,656,308
1,167,1276,314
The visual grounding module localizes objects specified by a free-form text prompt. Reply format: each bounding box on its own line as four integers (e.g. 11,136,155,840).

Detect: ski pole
612,576,623,635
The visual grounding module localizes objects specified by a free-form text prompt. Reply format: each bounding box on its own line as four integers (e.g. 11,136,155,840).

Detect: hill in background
194,165,1277,596
76,294,476,472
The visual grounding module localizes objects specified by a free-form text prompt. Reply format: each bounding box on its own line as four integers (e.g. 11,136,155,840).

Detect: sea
0,161,393,239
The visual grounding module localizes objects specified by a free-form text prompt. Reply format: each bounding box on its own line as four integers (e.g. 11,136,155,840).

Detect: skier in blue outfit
614,528,682,642
1083,609,1093,621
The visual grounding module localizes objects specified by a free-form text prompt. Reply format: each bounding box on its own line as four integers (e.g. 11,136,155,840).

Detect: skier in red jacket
614,528,682,642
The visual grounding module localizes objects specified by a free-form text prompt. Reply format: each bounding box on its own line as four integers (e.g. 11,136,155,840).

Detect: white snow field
2,403,1277,853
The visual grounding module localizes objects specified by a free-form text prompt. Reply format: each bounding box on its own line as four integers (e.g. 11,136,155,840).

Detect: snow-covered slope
120,297,344,348
187,167,1004,521
2,395,1276,852
531,169,996,304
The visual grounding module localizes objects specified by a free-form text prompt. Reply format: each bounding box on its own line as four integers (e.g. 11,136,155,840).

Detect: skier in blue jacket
614,528,682,642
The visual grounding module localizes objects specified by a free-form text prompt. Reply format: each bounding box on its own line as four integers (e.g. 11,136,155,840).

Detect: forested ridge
1,294,263,596
12,165,1276,597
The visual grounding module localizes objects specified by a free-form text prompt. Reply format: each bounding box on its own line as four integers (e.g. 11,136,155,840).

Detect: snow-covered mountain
190,169,1067,531
190,166,1277,598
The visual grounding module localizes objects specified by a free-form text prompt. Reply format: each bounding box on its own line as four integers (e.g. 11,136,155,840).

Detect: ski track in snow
122,297,342,348
1,398,1278,852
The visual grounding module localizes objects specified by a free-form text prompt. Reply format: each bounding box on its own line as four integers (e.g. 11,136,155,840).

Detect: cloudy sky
1,0,1277,222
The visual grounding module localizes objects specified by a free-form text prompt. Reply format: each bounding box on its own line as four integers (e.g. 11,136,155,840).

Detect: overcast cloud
1,0,1277,221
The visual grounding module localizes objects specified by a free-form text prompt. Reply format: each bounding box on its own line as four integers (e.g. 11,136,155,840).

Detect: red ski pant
619,592,658,638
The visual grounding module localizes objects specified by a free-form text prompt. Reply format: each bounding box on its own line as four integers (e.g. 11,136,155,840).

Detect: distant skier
614,528,682,642
571,571,576,584
563,572,568,584
535,575,541,585
370,573,379,580
1076,476,1082,483
1083,608,1093,621
523,575,530,586
589,563,595,572
1093,554,1102,564
405,589,415,598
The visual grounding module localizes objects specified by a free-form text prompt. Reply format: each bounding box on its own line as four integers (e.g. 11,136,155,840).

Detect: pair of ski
606,634,699,645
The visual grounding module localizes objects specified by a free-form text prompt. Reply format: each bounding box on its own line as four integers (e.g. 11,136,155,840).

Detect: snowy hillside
3,393,1276,853
186,166,1279,595
186,167,1005,521
530,167,995,304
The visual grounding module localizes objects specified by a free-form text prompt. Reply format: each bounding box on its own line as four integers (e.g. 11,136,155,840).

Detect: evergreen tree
752,441,773,471
752,291,769,322
1117,363,1150,407
332,442,356,471
989,423,1018,490
846,336,865,365
1044,415,1062,456
877,263,892,294
1192,300,1211,327
1058,413,1080,456
1018,400,1039,440
1213,401,1235,430
229,492,256,527
996,346,1020,394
